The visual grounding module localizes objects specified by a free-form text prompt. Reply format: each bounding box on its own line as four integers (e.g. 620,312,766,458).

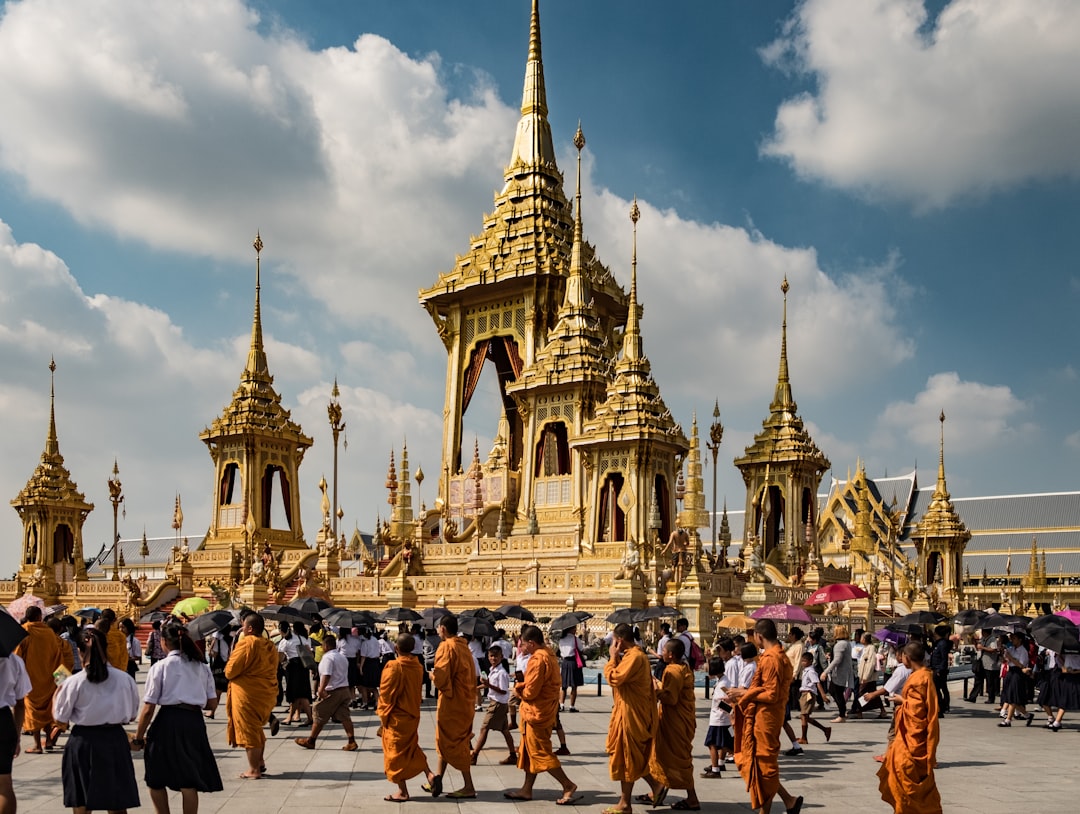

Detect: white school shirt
709,671,733,727
278,634,305,660
495,638,514,662
143,650,215,707
487,664,510,703
883,664,912,696
340,633,361,658
0,654,32,709
799,664,822,694
319,649,351,691
558,633,581,659
1061,653,1080,671
738,659,757,689
515,648,531,674
468,638,486,669
1006,644,1030,668
53,666,140,726
359,635,381,660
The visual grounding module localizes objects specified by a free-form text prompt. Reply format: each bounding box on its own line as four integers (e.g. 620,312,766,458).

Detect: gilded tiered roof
11,359,93,513
678,414,710,532
735,278,829,471
912,412,970,544
200,235,312,447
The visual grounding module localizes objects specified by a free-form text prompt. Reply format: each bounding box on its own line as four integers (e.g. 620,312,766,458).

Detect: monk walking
877,641,941,814
428,614,477,799
378,633,438,802
727,619,805,814
605,622,657,814
97,609,129,672
504,625,581,805
14,606,62,754
225,613,279,779
643,639,699,810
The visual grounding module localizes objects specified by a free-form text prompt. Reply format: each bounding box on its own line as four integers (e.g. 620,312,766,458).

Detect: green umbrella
172,596,210,617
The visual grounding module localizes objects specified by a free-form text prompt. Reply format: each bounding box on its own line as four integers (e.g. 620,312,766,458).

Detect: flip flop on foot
504,791,532,801
447,790,477,799
24,747,43,754
421,775,443,797
556,787,583,806
601,808,632,814
384,795,408,803
239,772,262,779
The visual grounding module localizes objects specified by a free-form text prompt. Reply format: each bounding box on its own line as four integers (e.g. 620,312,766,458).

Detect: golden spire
509,0,555,168
935,410,948,499
246,232,269,378
622,197,643,362
46,356,59,457
562,122,589,313
771,276,794,412
385,450,398,507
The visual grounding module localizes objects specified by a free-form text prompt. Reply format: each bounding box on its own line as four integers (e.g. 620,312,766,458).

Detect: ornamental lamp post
706,400,724,551
327,380,346,543
108,460,124,581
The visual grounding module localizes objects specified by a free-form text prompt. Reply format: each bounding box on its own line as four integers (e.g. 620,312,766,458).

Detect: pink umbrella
803,583,869,606
6,593,45,621
751,604,814,623
1054,609,1080,625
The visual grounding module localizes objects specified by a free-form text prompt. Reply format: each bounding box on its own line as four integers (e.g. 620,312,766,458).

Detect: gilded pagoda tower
734,278,830,581
11,359,93,586
911,412,970,612
198,235,313,578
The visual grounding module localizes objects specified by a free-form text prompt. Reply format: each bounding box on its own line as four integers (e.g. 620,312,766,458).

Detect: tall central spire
46,356,60,458
622,198,644,363
770,276,795,412
246,232,269,378
935,410,949,498
508,0,556,169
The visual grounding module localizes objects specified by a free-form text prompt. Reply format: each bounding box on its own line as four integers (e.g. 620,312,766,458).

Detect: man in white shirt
295,634,357,751
0,651,32,811
865,658,913,762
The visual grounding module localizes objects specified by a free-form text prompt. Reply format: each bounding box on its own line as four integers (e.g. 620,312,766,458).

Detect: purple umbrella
751,604,813,623
874,628,907,647
1054,609,1080,625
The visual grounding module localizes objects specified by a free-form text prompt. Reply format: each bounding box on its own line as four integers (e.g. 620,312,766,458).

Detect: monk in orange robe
604,622,657,814
504,625,581,805
644,639,699,810
429,615,477,798
225,613,280,779
98,609,129,671
727,619,805,814
877,641,941,814
378,633,437,802
14,606,62,754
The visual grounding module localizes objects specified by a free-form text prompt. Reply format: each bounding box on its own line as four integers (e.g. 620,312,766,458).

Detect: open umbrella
636,606,679,621
260,604,308,624
1029,617,1080,653
981,612,1029,632
458,615,498,639
6,593,45,620
495,604,537,622
461,608,506,621
0,610,29,657
873,628,907,647
140,610,172,624
803,583,869,606
896,611,946,627
752,604,813,623
186,610,240,639
43,604,67,619
1054,609,1080,625
548,611,592,634
605,608,639,625
718,615,757,630
380,607,423,623
288,596,332,619
74,606,102,621
952,609,988,626
172,597,210,617
421,607,453,630
320,607,378,630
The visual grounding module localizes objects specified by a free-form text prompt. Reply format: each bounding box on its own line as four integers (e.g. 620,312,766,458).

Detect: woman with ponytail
52,627,141,813
132,624,222,813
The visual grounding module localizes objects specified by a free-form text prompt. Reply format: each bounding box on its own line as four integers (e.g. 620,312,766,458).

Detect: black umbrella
0,611,29,658
605,608,639,624
380,607,423,623
320,607,378,629
461,608,505,621
952,609,988,626
186,610,239,639
495,604,537,622
636,605,680,621
1030,617,1080,653
75,607,102,620
421,607,453,630
982,612,1030,632
548,611,592,634
896,611,946,626
288,596,332,619
458,615,498,639
43,604,67,619
140,610,171,624
886,623,928,637
260,605,309,624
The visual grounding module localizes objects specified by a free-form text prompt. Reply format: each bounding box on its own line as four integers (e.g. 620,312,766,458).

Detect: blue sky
1,0,1078,577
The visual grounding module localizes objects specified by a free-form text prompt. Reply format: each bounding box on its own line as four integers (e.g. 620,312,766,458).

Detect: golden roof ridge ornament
46,356,59,457
246,231,269,378
771,276,794,412
509,0,555,169
623,197,643,363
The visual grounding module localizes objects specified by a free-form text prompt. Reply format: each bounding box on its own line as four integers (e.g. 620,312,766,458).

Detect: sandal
421,775,443,797
671,802,702,811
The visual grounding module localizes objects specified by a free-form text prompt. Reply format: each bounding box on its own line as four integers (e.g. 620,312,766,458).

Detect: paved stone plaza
11,678,1080,813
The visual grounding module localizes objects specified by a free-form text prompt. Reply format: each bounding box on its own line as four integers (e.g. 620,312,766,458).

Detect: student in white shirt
294,634,358,751
863,657,913,762
701,654,735,778
132,624,222,812
471,647,516,765
795,651,833,746
0,650,31,812
52,628,141,813
557,626,585,712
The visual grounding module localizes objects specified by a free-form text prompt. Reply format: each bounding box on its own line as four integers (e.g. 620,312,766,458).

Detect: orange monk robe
648,661,696,790
15,622,62,732
877,666,941,814
106,626,128,671
733,643,793,811
604,645,658,782
432,635,477,771
517,645,562,774
224,634,279,749
378,654,429,783
57,633,74,672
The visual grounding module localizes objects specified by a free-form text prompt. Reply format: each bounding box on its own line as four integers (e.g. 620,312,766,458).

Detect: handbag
298,643,317,671
210,655,228,693
573,639,584,669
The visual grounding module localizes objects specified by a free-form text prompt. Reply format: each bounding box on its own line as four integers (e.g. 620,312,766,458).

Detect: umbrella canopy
1029,617,1080,653
605,608,639,625
752,604,813,623
288,596,332,619
74,606,102,620
548,611,592,634
896,611,946,627
885,623,927,637
803,583,869,606
1054,609,1080,625
43,604,68,619
380,607,423,623
6,593,45,621
460,608,505,621
260,604,309,624
320,607,378,630
873,628,907,647
981,612,1030,632
458,615,498,639
172,597,211,617
140,610,171,624
718,615,757,630
636,606,679,621
494,604,537,622
952,609,988,626
186,610,240,639
420,607,453,630
0,610,29,658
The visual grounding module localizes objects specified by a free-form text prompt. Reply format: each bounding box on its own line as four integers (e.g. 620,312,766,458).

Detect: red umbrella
803,583,869,606
751,604,814,623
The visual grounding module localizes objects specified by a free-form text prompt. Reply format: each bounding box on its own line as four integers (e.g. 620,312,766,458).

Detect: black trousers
969,668,1000,703
933,670,950,713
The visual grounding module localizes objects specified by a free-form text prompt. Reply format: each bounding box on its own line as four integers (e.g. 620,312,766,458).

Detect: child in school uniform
798,651,833,744
701,656,736,778
470,646,517,765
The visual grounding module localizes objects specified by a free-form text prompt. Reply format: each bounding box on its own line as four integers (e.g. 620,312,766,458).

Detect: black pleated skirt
62,724,140,810
145,706,223,792
1001,666,1028,704
284,657,313,702
1045,670,1080,711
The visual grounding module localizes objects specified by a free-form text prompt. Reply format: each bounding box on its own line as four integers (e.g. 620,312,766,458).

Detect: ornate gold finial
49,356,56,375
574,121,585,151
630,196,640,224
253,231,263,255
781,275,789,296
331,378,340,400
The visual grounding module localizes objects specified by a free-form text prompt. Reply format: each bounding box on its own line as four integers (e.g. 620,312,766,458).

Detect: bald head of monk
753,618,779,646
244,613,266,637
24,605,43,622
396,633,415,656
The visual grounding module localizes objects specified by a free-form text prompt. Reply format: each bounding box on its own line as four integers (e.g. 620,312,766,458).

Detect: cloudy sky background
1,0,1078,576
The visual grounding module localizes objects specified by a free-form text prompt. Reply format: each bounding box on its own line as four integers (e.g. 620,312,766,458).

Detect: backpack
684,633,705,671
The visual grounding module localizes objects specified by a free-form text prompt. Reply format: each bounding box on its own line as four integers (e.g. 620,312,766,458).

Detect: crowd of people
3,601,1080,814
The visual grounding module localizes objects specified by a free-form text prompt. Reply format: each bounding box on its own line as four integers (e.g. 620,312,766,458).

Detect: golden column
707,400,724,550
107,460,124,581
328,380,346,542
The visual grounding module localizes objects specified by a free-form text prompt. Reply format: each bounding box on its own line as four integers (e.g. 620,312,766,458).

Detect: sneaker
568,707,578,713
555,745,571,756
1049,722,1062,731
997,721,1011,728
724,755,735,764
699,767,723,778
475,705,483,712
784,747,804,756
1025,713,1035,727
559,704,566,712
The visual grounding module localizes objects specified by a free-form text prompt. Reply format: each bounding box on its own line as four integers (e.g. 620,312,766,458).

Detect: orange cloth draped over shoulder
106,626,128,671
648,661,696,790
225,635,279,749
378,654,429,783
517,645,561,774
604,645,657,782
57,634,74,672
877,666,941,814
432,635,477,771
733,643,793,811
15,622,62,732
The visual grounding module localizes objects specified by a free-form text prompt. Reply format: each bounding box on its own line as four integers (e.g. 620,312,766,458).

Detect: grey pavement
12,677,1080,813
